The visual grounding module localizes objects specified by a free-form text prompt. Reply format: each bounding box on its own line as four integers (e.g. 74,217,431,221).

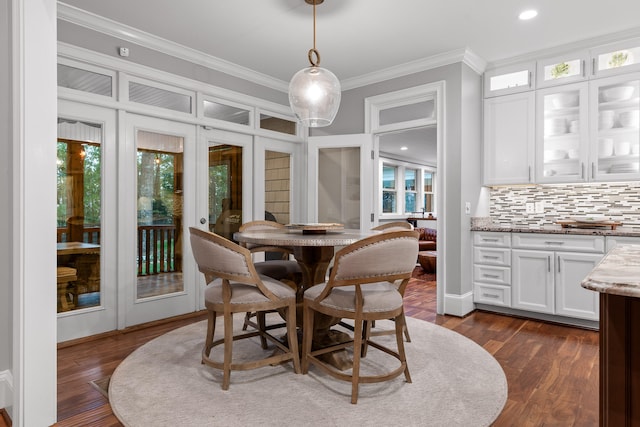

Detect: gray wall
312,62,483,300
0,0,12,379
57,20,290,106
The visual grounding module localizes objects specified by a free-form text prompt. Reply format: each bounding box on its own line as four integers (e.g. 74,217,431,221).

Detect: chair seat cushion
205,275,296,306
253,260,301,280
304,282,402,313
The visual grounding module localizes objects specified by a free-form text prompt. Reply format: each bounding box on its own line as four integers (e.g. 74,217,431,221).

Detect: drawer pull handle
482,238,499,242
545,241,565,245
483,274,500,278
482,255,500,259
482,293,500,299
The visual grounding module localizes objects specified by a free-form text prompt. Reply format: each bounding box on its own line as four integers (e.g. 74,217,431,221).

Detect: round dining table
234,227,378,370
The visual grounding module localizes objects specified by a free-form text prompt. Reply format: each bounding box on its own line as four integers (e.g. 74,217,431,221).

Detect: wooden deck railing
57,224,178,276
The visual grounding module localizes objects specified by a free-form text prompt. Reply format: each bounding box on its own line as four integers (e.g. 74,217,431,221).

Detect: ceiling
58,1,640,165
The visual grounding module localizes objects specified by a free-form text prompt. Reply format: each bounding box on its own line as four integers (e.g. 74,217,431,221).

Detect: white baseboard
0,369,13,410
444,291,475,317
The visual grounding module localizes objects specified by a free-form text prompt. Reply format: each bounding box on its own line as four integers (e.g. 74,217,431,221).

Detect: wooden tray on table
285,223,345,234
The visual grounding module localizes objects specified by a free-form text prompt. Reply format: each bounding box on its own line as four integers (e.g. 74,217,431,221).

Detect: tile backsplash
489,182,640,228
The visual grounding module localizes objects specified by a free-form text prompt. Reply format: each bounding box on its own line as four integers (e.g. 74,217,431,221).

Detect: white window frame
379,157,436,218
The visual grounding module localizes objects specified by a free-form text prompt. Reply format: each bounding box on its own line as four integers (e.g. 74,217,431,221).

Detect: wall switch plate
525,203,535,214
465,202,471,215
535,201,544,213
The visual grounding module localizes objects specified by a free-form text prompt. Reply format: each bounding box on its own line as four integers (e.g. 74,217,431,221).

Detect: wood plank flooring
52,274,598,426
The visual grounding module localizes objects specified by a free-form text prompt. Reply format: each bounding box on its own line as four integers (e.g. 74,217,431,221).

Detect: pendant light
288,0,341,127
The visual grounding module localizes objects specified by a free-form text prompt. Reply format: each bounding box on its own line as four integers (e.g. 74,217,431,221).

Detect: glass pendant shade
289,65,341,127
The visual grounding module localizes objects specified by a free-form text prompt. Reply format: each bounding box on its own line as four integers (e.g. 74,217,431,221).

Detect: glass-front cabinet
591,39,640,77
590,74,640,181
536,82,589,183
537,51,589,88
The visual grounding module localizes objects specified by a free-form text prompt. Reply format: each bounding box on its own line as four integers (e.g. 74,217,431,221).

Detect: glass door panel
265,150,291,225
209,144,243,242
537,83,589,182
308,134,373,229
592,75,640,180
136,132,184,299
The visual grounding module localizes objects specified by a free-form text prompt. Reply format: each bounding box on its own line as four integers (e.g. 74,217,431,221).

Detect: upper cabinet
591,38,640,78
590,73,640,181
484,37,640,185
484,62,535,98
536,82,590,183
484,92,535,185
537,51,589,88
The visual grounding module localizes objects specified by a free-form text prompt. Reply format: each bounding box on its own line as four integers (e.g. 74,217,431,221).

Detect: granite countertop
471,224,640,237
581,244,640,298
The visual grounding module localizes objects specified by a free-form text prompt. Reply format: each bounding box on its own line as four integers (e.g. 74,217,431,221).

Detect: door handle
200,218,207,224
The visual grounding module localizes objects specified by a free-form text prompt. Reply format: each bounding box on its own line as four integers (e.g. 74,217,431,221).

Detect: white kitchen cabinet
483,92,535,185
512,249,555,314
512,234,604,320
589,73,640,181
591,38,640,78
537,51,589,88
484,62,535,98
555,252,601,320
536,82,589,183
473,232,512,307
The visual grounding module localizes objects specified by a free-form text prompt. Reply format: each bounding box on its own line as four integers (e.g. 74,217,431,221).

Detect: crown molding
57,2,290,93
341,48,486,91
486,26,640,70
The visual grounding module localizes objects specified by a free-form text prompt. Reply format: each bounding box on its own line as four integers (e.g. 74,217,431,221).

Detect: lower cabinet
512,249,601,320
474,231,604,323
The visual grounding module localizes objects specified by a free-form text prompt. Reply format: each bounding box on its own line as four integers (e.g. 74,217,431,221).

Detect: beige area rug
109,315,507,427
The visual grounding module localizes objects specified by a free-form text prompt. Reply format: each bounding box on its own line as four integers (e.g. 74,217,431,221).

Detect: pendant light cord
308,0,320,67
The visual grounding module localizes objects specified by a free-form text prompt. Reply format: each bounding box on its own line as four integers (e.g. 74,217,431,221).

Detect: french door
57,100,117,341
307,134,374,229
120,114,198,327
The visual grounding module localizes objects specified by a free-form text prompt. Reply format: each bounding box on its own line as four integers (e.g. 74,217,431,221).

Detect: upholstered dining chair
189,227,301,390
341,220,415,344
302,230,419,404
237,220,302,338
371,221,414,232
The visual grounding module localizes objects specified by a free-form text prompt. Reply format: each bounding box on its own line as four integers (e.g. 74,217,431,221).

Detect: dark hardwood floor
53,272,599,426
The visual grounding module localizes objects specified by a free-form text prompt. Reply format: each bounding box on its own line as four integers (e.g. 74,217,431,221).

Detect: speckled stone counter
471,224,640,237
580,244,640,426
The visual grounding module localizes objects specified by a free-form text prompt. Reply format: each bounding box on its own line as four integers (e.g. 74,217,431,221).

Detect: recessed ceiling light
400,146,408,151
519,9,538,20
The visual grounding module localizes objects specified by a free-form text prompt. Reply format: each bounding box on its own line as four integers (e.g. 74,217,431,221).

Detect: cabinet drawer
474,265,511,286
474,283,511,307
512,233,604,253
473,232,511,247
474,247,511,266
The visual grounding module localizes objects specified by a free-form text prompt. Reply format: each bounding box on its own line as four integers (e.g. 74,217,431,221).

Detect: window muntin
382,165,397,213
380,160,435,216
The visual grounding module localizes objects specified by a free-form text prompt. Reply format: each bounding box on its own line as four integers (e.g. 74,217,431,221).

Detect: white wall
11,0,59,425
0,0,12,413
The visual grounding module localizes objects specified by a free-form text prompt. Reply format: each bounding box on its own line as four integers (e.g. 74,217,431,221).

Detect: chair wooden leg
222,311,233,390
395,312,412,384
242,312,251,330
203,310,217,363
401,312,411,342
257,311,268,349
301,301,314,374
286,302,301,374
351,318,364,404
362,320,372,357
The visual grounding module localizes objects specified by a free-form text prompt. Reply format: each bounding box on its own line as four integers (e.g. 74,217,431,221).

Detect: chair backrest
189,226,259,284
328,230,419,290
371,221,414,232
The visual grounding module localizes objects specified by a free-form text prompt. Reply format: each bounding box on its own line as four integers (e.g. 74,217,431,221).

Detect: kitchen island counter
581,244,640,426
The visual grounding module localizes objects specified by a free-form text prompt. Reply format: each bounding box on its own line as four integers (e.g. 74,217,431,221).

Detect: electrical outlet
525,203,535,214
465,202,471,215
535,201,544,213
